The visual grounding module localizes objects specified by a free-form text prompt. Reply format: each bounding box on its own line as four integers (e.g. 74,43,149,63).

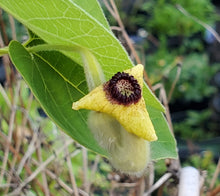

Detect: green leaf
148,106,177,160
71,0,110,30
8,40,107,156
0,0,163,111
1,0,177,160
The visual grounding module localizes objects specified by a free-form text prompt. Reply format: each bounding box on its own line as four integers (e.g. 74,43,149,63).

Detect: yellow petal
124,64,144,88
72,64,157,141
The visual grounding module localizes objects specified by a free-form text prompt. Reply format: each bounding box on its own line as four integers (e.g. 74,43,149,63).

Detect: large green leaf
9,40,107,156
0,0,163,111
1,0,177,160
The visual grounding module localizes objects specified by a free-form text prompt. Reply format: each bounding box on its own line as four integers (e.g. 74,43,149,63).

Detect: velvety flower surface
72,64,157,141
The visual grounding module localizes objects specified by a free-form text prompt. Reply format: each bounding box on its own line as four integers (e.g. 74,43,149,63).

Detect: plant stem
1,43,81,56
0,46,8,56
27,44,81,53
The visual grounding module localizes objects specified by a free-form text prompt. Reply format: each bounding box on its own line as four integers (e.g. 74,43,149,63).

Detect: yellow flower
72,64,157,141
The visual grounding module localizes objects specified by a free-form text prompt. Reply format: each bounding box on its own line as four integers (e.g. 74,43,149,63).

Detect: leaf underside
9,41,107,155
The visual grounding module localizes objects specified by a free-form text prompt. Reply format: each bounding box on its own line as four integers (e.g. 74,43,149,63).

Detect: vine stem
27,44,81,53
0,43,80,56
0,46,8,56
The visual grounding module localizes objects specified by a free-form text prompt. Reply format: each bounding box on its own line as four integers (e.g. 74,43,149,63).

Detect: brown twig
62,134,79,196
200,170,207,195
102,0,116,19
145,162,155,191
157,183,166,196
207,185,220,196
36,132,50,196
143,173,173,196
82,147,89,193
0,183,19,189
136,177,146,196
4,131,21,194
88,155,100,193
209,158,220,191
21,89,33,127
113,182,139,189
153,83,174,134
8,14,17,41
0,9,9,45
110,26,122,31
147,34,160,47
0,31,11,90
0,83,11,108
42,166,89,196
16,129,39,175
176,4,220,43
168,63,182,102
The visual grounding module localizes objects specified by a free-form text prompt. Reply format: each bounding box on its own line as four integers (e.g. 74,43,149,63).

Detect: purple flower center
104,72,141,105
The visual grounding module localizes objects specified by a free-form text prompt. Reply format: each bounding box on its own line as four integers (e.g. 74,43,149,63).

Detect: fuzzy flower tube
72,50,157,175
